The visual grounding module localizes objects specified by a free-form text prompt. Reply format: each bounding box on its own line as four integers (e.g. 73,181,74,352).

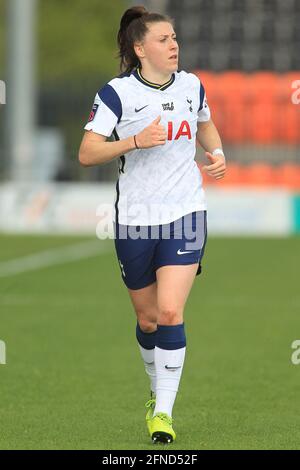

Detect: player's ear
134,42,145,59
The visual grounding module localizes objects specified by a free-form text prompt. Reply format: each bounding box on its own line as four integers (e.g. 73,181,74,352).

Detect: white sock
154,346,186,417
138,345,156,395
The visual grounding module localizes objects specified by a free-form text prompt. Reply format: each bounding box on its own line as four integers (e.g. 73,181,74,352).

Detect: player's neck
138,66,173,86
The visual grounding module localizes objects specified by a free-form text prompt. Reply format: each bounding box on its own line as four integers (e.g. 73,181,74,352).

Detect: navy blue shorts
114,211,207,290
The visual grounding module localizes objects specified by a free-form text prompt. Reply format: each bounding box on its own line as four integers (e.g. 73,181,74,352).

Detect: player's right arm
79,131,134,167
79,83,166,167
79,116,166,167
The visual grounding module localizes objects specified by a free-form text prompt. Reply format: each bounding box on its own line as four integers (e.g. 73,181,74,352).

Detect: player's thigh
156,264,199,324
128,282,159,331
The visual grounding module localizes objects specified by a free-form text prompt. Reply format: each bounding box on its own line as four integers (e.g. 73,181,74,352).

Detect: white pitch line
0,240,111,277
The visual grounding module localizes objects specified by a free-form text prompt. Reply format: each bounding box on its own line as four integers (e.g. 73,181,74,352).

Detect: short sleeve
84,84,122,137
197,81,211,122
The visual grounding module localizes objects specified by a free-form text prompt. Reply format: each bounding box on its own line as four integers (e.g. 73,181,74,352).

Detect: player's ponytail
117,6,173,74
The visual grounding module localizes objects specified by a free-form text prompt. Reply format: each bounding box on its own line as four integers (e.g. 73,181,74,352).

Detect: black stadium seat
167,0,298,72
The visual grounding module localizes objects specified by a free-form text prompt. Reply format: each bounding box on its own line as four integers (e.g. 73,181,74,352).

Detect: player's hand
202,152,226,179
135,116,167,149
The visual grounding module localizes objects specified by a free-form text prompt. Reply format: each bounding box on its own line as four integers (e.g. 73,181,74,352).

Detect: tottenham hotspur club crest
187,98,193,112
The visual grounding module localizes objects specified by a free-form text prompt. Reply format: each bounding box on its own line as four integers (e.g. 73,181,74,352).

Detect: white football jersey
84,68,210,225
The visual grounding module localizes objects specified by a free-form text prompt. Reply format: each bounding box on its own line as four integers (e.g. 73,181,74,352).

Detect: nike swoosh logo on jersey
165,365,181,370
135,105,149,113
177,249,194,255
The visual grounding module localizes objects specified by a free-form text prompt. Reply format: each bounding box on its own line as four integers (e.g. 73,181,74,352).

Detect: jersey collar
133,67,175,91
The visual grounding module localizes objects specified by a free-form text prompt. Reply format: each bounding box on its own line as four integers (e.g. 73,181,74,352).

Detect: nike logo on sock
165,365,181,370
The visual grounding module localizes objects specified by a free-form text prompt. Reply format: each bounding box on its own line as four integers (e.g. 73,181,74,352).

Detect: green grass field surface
0,234,299,450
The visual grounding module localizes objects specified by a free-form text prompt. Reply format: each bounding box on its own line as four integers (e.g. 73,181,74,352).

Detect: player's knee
158,308,182,326
137,316,157,333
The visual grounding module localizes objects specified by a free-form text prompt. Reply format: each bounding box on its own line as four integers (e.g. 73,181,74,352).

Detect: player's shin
136,323,157,395
154,323,186,418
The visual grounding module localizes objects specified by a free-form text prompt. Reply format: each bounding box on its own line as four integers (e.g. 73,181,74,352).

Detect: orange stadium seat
216,71,248,143
276,163,300,190
198,162,300,189
194,71,300,145
277,73,300,144
246,73,279,144
280,102,300,144
243,163,277,186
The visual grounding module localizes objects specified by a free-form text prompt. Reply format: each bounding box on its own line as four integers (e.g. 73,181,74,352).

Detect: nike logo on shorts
165,365,181,370
177,249,194,255
135,105,149,113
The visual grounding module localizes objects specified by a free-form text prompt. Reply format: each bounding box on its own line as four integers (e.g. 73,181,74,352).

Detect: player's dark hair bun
117,6,173,74
119,5,148,33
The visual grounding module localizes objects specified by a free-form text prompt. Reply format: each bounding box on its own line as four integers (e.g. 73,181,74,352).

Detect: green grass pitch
0,234,299,450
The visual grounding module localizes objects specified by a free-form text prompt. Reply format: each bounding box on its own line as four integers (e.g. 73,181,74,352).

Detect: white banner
0,183,294,236
206,187,292,235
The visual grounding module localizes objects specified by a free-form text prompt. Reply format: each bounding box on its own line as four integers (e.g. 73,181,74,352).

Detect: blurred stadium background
0,0,299,235
0,0,300,450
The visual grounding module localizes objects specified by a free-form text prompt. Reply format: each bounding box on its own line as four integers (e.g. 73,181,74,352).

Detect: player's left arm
196,119,226,180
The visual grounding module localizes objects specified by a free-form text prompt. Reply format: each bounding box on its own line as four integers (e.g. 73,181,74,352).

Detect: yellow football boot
147,412,176,444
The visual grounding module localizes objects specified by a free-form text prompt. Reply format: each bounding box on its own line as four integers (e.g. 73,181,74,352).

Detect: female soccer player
79,6,226,444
